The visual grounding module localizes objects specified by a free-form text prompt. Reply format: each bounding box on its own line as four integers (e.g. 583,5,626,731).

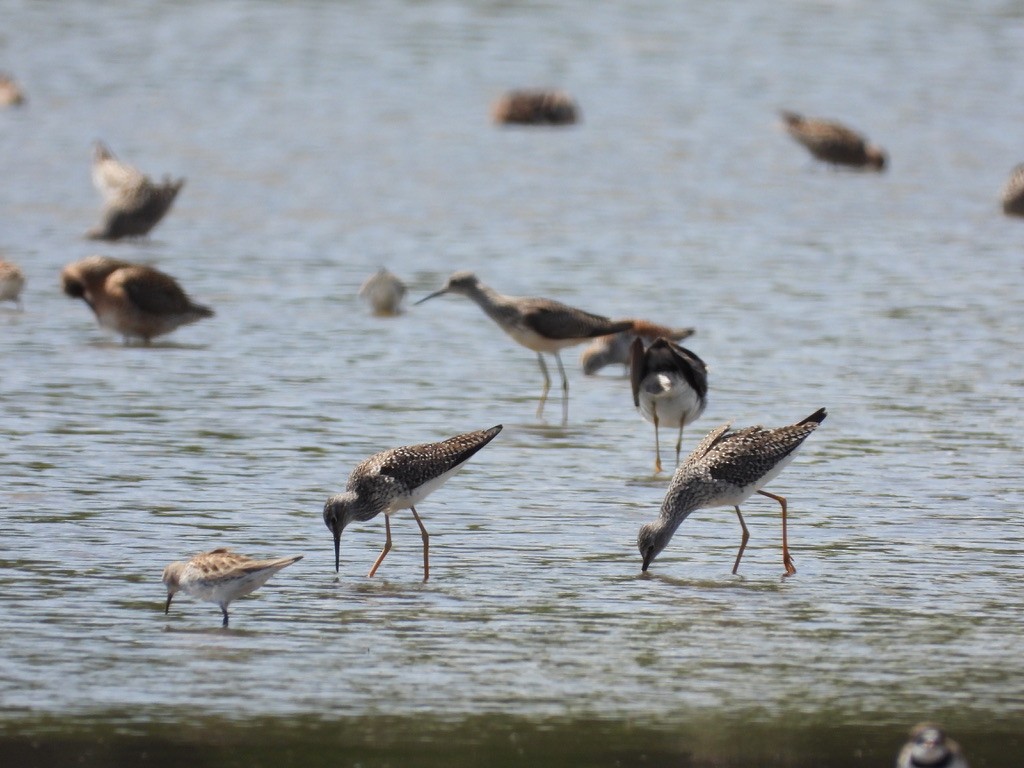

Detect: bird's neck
460,282,518,325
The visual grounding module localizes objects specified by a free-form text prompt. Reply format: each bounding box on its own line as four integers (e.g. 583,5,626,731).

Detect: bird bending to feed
88,141,185,240
580,319,695,376
897,723,969,768
491,89,578,125
780,111,886,170
61,255,214,344
638,408,827,577
416,271,632,422
323,425,502,581
358,267,407,316
630,337,708,474
0,260,26,310
1000,163,1024,216
162,548,303,628
0,73,25,106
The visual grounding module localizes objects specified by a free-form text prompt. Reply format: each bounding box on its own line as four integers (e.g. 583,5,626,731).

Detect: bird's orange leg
732,506,750,574
757,489,796,576
367,514,393,577
535,353,551,418
410,505,430,582
652,405,663,474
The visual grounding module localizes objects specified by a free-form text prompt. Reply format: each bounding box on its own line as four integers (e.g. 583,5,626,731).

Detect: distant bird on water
580,319,695,376
88,141,185,240
0,260,26,310
1000,163,1024,216
492,89,579,125
162,548,303,628
638,408,827,577
61,255,213,344
630,337,708,474
358,267,407,316
416,271,632,422
323,425,502,581
897,723,969,768
0,73,25,106
781,111,886,171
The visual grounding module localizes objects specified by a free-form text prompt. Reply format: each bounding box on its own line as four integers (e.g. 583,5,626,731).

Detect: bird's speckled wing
521,301,631,341
704,421,821,488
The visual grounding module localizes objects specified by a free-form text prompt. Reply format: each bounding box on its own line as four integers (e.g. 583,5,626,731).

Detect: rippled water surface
2,1,1023,765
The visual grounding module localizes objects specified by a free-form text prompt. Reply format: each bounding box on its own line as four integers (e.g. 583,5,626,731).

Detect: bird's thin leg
554,352,569,424
757,489,796,576
675,424,684,467
220,605,229,628
652,405,662,474
367,514,393,577
535,353,551,418
732,506,750,574
410,505,430,582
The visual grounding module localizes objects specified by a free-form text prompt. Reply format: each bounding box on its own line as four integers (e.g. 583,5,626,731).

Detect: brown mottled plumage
61,255,213,343
781,111,886,170
88,141,185,240
0,260,26,309
492,89,579,125
162,548,303,628
580,319,696,376
1000,163,1024,216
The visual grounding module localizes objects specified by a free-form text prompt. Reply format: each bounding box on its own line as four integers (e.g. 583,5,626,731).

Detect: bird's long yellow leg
367,514,393,577
554,351,569,425
757,489,796,576
410,505,430,582
674,424,684,467
652,405,662,474
732,506,750,574
535,353,551,418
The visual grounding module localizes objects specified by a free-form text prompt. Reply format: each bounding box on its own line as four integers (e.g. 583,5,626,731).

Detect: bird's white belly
638,374,704,427
708,450,801,508
385,464,466,514
505,325,580,354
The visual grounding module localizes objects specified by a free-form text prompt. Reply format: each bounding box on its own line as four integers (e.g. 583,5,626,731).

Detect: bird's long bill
641,551,653,573
414,288,447,305
164,593,174,614
333,526,341,573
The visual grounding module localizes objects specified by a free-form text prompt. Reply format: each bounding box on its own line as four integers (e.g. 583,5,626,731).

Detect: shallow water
1,0,1023,765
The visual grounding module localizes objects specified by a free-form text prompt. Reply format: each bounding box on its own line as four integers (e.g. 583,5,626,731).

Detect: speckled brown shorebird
358,267,407,316
61,255,213,343
580,319,696,376
0,73,25,106
491,89,579,125
162,548,303,628
781,111,886,171
1000,163,1024,216
897,723,969,768
0,259,26,309
88,141,185,240
416,272,632,422
630,337,708,474
323,425,502,581
638,408,826,578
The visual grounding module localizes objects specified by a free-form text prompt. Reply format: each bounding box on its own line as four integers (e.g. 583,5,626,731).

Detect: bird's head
323,493,358,572
415,271,480,304
161,561,185,614
867,145,887,171
637,521,672,573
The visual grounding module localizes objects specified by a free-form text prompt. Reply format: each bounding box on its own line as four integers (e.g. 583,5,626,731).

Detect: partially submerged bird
1000,163,1024,216
630,337,708,474
580,319,695,376
88,141,185,240
781,111,886,170
358,267,407,316
897,723,969,768
0,259,25,309
0,73,25,106
61,255,213,343
323,425,502,581
492,89,579,125
162,548,303,628
638,408,827,577
417,271,632,422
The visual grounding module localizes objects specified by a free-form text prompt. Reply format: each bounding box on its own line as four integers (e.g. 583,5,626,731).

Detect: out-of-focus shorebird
1000,163,1024,217
416,271,632,422
88,141,185,240
358,267,407,316
0,260,26,310
61,255,213,344
323,425,502,581
162,548,303,628
897,723,969,768
638,408,827,577
580,319,695,376
491,89,579,125
781,111,886,171
630,337,708,474
0,73,25,107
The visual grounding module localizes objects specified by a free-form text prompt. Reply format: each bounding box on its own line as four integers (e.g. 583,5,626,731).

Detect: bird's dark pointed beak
164,594,174,614
414,288,447,305
333,524,341,573
641,550,653,572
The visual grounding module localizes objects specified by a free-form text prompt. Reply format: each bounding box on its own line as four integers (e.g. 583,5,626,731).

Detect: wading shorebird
88,141,185,240
580,319,695,376
416,272,632,422
1000,163,1024,217
0,260,25,310
780,111,886,171
638,408,827,578
491,89,579,125
897,723,969,768
629,337,708,474
162,548,303,628
323,425,502,581
61,255,214,344
358,267,407,316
